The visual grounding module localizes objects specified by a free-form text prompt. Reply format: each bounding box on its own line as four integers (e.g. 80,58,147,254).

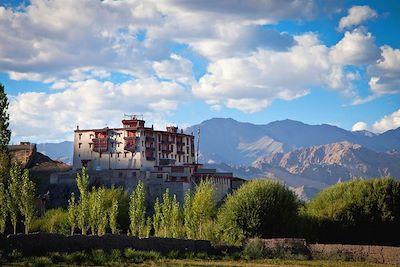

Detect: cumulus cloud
153,54,195,85
193,33,358,113
351,121,368,131
351,109,400,133
9,78,188,142
372,109,400,133
329,28,380,66
367,46,400,95
338,5,377,30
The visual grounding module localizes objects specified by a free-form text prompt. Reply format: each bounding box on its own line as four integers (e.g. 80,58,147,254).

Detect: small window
157,174,163,179
110,153,113,158
78,154,80,158
99,152,102,158
78,143,82,149
187,156,189,162
132,172,137,178
89,143,92,148
119,172,123,178
79,133,82,140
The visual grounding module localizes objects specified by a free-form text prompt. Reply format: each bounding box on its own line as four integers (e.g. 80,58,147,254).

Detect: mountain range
36,118,400,200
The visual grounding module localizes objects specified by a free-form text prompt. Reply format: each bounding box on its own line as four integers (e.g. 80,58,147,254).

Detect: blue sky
0,0,399,142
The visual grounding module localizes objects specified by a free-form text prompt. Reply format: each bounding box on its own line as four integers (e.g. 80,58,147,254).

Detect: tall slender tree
109,198,118,234
68,192,77,235
0,182,7,233
19,169,36,234
183,189,195,239
160,188,172,238
7,162,22,234
170,194,182,238
76,167,90,234
152,197,162,237
192,179,216,239
129,181,146,237
0,83,11,185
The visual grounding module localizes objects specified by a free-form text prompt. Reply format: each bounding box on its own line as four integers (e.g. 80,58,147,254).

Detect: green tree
129,181,146,237
183,190,195,239
0,182,7,233
109,199,119,234
88,188,98,235
76,168,90,234
97,187,108,236
7,162,22,234
217,180,300,245
306,177,400,223
19,169,36,234
192,179,216,239
0,83,11,185
152,197,162,237
68,192,77,235
160,188,172,238
143,216,152,238
170,194,182,238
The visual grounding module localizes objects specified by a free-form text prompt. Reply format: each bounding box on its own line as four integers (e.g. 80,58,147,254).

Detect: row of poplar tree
66,167,216,239
0,83,37,235
0,163,36,235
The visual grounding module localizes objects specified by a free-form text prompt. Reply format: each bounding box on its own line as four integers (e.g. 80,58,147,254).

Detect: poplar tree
129,180,146,237
170,194,182,238
109,199,118,234
68,192,77,235
192,179,216,239
0,182,7,233
76,167,89,234
7,162,22,234
160,188,172,238
19,169,36,234
0,83,11,185
183,190,195,239
97,187,108,236
152,197,161,237
88,188,98,235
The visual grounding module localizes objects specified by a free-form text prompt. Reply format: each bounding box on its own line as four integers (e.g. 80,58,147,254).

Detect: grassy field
137,259,389,267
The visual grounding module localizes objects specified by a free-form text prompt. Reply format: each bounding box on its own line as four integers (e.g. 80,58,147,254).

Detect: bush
217,180,300,245
91,249,107,265
242,238,266,260
306,177,400,245
31,256,52,267
124,248,160,263
31,208,69,235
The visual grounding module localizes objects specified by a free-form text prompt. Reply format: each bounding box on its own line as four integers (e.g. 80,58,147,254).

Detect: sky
0,0,399,143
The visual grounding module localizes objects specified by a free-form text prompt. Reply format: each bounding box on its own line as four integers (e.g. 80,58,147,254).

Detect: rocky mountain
186,118,400,165
253,141,400,185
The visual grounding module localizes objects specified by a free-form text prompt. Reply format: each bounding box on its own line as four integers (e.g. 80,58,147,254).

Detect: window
79,133,82,140
142,151,145,157
110,153,113,158
99,152,102,158
119,172,123,178
78,143,82,149
78,154,80,157
187,156,189,162
89,143,92,148
157,174,163,179
132,172,137,178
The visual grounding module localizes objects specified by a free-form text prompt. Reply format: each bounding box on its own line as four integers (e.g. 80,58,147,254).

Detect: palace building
62,115,234,203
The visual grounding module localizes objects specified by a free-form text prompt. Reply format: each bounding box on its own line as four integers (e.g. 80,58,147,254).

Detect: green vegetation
129,180,146,237
217,180,300,245
0,248,390,266
32,208,69,235
76,167,90,234
307,177,400,223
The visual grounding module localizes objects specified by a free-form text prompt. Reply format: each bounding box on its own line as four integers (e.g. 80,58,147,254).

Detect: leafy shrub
166,250,180,259
91,249,107,265
217,180,300,245
64,251,86,265
242,238,266,260
109,249,122,262
31,208,69,235
307,177,400,223
31,256,52,267
124,248,160,263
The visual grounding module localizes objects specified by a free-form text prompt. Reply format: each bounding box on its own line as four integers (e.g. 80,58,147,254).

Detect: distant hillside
253,141,400,185
37,141,74,164
186,118,400,165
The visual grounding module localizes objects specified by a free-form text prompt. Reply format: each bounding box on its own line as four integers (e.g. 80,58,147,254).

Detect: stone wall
309,244,400,265
1,233,213,256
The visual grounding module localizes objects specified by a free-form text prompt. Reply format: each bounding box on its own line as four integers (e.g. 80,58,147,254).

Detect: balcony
145,136,154,142
92,138,108,152
124,136,136,152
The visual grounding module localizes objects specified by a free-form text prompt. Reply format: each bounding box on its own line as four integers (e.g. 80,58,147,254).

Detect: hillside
186,118,400,165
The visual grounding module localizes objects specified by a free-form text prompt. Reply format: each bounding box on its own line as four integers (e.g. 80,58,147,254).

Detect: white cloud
351,109,400,133
338,5,377,30
193,33,358,113
372,109,400,133
9,78,188,142
329,28,380,66
351,121,368,131
153,54,195,85
367,45,400,95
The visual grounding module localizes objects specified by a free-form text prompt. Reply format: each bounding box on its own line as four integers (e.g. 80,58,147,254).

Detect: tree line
64,167,217,241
